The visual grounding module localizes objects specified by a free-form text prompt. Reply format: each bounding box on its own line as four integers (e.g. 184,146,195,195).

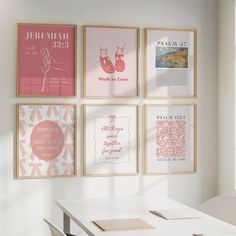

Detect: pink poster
17,104,76,178
84,26,139,98
145,105,196,174
17,23,76,97
156,120,186,159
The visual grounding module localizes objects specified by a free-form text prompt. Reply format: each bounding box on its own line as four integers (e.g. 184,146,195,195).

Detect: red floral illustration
156,120,186,158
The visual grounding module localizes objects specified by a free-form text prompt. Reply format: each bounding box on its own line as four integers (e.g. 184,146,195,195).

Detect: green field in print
156,47,188,68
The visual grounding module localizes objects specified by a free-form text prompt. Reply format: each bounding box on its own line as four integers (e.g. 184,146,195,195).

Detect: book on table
149,208,203,220
92,218,155,231
193,233,236,236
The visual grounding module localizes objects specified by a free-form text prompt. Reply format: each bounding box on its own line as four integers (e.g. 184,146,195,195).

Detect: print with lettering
93,115,131,164
17,104,76,178
18,24,76,96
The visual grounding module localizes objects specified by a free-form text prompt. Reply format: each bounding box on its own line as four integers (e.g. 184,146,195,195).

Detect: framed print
84,104,138,176
145,104,197,174
17,104,77,179
17,23,77,97
145,28,197,98
84,25,139,98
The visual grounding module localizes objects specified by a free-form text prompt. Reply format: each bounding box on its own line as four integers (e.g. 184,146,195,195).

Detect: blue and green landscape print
156,47,188,68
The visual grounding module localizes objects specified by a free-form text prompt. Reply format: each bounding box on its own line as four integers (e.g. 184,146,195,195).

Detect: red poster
17,23,76,97
156,120,186,159
17,104,77,178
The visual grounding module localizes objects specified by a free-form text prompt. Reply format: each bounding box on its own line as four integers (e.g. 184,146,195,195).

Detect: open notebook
193,234,236,236
149,208,203,220
92,218,155,231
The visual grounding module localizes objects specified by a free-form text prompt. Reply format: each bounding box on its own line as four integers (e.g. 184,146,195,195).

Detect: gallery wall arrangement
16,23,197,179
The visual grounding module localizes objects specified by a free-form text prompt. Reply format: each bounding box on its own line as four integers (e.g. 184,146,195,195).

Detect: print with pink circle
30,120,64,161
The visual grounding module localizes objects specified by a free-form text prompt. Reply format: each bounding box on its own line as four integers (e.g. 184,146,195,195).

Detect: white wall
218,0,236,194
0,0,218,235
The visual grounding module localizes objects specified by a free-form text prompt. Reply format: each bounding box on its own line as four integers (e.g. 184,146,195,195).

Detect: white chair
197,194,236,226
44,218,76,236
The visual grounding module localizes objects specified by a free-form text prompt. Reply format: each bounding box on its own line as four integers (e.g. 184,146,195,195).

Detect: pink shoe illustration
114,44,125,72
99,48,115,74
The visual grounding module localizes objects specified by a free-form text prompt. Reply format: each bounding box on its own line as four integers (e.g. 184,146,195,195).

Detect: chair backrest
197,194,236,226
44,218,67,236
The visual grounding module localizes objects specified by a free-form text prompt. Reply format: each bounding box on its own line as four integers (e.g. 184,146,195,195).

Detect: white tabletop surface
56,197,236,236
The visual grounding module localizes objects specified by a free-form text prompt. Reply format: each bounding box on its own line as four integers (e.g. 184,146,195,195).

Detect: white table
56,197,236,236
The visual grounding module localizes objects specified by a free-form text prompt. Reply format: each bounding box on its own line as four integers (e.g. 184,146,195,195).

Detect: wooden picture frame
144,104,197,174
16,103,77,179
83,104,139,176
17,23,77,97
83,25,140,98
145,28,197,98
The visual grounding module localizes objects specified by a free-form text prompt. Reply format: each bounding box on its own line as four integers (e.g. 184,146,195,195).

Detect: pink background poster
17,104,76,178
18,24,76,97
85,26,139,97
